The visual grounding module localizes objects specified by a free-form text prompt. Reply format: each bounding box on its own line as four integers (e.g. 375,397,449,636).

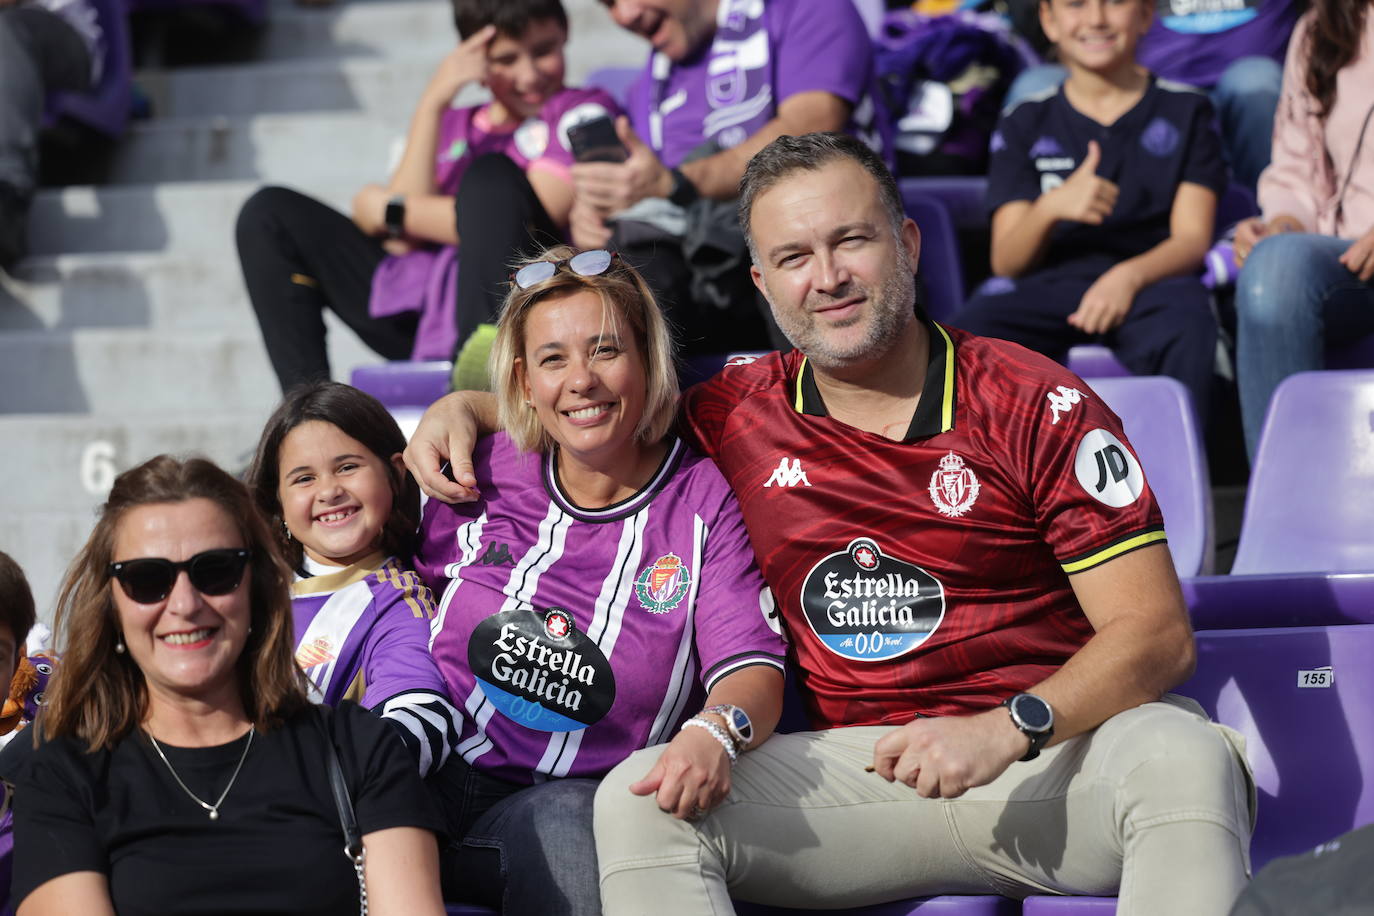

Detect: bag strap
316,706,369,916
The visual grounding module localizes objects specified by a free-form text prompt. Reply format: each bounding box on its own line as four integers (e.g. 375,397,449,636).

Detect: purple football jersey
291,553,461,776
1139,0,1298,89
415,436,787,785
625,0,874,167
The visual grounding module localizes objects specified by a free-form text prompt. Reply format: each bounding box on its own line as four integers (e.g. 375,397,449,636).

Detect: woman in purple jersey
414,247,788,915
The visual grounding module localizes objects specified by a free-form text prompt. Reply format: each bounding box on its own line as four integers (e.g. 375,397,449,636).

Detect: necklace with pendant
147,725,256,821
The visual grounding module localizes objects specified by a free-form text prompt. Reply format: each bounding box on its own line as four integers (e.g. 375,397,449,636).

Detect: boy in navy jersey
955,0,1227,424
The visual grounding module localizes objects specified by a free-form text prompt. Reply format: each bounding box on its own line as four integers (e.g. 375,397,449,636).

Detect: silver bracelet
682,717,738,763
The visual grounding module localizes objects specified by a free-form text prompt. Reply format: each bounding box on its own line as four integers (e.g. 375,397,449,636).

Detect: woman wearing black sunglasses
10,455,446,916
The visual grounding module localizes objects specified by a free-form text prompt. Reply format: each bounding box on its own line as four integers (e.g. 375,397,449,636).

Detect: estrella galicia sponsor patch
634,553,691,614
1074,429,1145,507
468,608,614,732
799,538,945,662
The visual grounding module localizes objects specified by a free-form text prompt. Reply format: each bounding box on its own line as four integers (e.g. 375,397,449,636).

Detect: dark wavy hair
43,456,308,751
452,0,567,39
0,551,36,661
247,381,420,570
1307,0,1367,119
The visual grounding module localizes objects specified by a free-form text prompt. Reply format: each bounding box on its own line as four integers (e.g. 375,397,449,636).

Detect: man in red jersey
405,132,1254,914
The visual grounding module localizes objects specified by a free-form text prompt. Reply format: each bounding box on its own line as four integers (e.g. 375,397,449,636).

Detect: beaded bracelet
682,717,738,763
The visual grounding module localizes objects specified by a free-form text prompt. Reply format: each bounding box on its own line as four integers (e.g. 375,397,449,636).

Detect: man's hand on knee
871,710,1028,799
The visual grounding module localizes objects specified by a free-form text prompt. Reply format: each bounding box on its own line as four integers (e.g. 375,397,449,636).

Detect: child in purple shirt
235,0,620,391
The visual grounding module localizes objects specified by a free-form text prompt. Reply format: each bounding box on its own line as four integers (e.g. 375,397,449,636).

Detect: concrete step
0,511,106,621
0,325,378,414
254,0,456,62
107,111,404,185
253,0,645,63
1,251,251,331
137,28,644,119
0,411,272,514
28,180,351,255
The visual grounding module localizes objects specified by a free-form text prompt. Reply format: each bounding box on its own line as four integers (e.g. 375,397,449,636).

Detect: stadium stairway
0,0,646,616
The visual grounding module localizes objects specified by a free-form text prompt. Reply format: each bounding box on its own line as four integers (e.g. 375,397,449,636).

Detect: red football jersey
683,322,1167,729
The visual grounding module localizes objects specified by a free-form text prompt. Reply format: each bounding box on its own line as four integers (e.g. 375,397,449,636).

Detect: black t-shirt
12,702,440,915
986,76,1228,274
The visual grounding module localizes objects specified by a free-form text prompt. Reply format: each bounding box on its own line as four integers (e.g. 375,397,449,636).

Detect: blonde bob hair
490,245,680,454
42,455,309,751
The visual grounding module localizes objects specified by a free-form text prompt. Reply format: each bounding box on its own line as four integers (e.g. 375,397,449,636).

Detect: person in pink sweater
1232,0,1374,458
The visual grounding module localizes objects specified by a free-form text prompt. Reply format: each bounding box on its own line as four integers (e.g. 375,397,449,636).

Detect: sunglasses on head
107,548,251,604
511,249,619,290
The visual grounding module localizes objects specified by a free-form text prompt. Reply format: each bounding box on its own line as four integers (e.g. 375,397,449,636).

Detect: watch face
729,707,753,742
1012,694,1052,731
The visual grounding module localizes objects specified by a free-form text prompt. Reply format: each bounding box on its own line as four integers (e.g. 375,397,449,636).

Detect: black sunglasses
511,249,619,289
107,548,251,604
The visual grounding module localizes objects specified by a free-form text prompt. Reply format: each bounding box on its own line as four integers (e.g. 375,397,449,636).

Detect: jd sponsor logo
1074,429,1144,507
468,608,615,732
799,538,945,662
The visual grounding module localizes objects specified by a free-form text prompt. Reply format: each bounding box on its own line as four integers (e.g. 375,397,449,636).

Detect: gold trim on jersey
1060,528,1168,575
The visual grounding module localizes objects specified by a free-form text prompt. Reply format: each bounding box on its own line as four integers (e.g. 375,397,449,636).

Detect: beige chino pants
595,697,1254,915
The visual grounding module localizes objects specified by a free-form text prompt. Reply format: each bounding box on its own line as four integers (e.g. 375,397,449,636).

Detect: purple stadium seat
1184,572,1374,630
735,897,1018,915
1232,370,1374,574
1088,376,1212,577
1065,346,1129,380
897,177,988,231
1180,625,1374,867
1020,898,1115,914
1024,622,1374,912
350,361,451,410
45,0,133,138
444,906,496,916
901,191,964,322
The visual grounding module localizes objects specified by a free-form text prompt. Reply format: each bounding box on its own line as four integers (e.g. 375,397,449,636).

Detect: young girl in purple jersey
247,382,461,779
412,247,788,914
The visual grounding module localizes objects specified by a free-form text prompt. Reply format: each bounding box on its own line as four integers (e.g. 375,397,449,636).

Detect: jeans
1002,56,1280,191
429,752,602,915
1235,233,1374,458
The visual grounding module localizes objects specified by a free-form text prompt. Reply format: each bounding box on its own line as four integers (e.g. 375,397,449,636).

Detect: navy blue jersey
986,76,1228,272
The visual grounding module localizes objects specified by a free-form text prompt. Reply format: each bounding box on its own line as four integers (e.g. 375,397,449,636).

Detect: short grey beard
769,256,918,371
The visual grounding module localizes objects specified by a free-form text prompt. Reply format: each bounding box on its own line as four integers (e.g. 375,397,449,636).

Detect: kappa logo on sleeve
765,457,811,489
1046,385,1086,424
1074,429,1145,507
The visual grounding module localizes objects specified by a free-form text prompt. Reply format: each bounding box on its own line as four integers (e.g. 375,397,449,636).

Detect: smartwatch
1002,693,1054,761
701,704,753,751
666,168,698,209
383,194,406,240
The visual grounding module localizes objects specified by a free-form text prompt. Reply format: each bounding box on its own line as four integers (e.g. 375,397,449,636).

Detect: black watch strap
1003,693,1054,762
666,168,698,208
383,194,406,240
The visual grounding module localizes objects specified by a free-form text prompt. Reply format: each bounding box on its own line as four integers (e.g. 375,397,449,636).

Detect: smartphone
568,115,628,163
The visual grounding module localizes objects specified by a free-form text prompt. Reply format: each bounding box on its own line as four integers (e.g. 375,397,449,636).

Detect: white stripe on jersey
460,501,573,766
432,512,487,648
380,690,463,776
536,506,650,778
295,580,374,702
645,513,707,748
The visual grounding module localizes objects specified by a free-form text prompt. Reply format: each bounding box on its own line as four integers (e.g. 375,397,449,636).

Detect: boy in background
955,0,1226,424
0,551,38,913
